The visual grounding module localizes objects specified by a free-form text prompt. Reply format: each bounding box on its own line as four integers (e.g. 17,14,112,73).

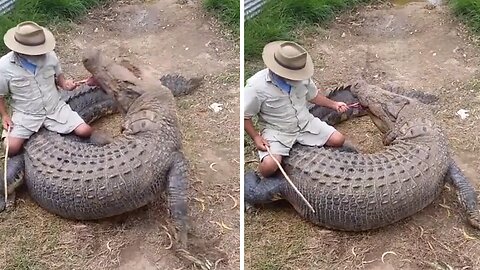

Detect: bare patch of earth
0,0,239,269
245,1,480,269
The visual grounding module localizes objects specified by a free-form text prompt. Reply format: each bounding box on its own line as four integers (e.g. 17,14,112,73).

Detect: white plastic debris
209,103,223,113
456,109,469,120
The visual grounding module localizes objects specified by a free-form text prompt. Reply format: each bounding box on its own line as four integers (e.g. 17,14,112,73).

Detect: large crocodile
0,49,203,246
245,80,480,231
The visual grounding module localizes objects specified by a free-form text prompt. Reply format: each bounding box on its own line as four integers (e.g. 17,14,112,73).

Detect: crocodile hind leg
244,171,287,209
160,74,203,97
167,152,189,248
445,161,480,229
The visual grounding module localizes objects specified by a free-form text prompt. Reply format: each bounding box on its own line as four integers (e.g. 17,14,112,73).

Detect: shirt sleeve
0,72,9,96
50,51,63,75
243,81,261,119
306,78,319,101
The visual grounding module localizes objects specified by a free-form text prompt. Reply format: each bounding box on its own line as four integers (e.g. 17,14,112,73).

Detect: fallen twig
209,163,218,172
381,251,397,263
227,194,237,210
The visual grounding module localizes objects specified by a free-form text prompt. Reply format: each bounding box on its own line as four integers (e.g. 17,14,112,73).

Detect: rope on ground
264,145,315,213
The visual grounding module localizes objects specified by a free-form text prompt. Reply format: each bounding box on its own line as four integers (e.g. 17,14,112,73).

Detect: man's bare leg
259,154,282,178
4,137,25,156
73,123,93,137
325,131,345,147
74,123,112,145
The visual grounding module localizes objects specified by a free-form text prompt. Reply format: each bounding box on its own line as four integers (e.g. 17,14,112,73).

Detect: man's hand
76,76,97,87
332,101,349,113
253,135,269,151
310,92,349,113
63,79,79,91
2,115,13,130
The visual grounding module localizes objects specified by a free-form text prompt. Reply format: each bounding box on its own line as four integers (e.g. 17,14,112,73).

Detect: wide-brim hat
262,41,314,81
4,21,55,55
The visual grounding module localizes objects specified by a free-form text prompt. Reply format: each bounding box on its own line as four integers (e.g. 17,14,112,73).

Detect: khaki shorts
2,106,85,139
258,123,336,161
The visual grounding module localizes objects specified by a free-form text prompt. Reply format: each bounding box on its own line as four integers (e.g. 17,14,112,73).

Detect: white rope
265,145,315,213
4,126,11,204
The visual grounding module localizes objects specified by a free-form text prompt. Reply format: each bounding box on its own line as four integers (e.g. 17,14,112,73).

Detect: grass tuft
450,0,480,33
0,0,107,54
203,0,240,37
244,0,372,61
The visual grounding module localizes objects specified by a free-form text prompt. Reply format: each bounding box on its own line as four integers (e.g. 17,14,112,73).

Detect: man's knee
4,137,25,156
326,131,345,147
74,123,93,137
259,155,282,177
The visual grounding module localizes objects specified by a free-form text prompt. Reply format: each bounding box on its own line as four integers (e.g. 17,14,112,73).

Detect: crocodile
245,80,480,231
0,49,203,246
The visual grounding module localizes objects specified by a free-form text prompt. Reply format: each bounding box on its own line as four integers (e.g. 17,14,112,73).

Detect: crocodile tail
160,74,203,97
446,160,480,229
381,82,439,104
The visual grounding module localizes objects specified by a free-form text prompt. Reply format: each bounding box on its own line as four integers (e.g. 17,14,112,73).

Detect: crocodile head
350,80,412,133
82,48,144,114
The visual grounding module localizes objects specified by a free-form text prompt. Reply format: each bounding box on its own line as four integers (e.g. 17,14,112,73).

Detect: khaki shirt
0,51,70,132
244,68,327,147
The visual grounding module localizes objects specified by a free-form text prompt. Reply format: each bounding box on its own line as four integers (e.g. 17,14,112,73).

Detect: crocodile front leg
244,171,286,206
445,160,480,229
0,154,25,212
167,152,189,248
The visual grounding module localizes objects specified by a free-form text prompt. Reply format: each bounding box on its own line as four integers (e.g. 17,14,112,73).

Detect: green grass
203,0,240,37
450,0,480,33
245,0,372,61
0,0,108,54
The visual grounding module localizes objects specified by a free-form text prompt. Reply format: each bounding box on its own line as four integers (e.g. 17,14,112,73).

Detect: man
0,21,93,156
244,41,349,177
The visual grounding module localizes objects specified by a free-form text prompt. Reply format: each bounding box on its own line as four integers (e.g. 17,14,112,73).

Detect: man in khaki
244,41,349,177
0,21,93,156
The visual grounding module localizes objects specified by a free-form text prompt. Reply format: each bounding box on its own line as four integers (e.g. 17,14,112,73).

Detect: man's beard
17,53,46,64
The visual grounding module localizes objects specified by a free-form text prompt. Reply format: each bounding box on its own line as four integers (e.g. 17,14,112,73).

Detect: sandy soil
0,1,239,269
245,1,480,269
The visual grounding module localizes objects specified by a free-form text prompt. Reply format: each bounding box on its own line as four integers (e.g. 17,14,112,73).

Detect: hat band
274,54,305,71
14,34,46,46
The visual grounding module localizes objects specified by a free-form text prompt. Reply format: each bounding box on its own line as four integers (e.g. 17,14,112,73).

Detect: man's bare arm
0,97,12,129
56,74,78,91
309,91,348,113
245,118,268,151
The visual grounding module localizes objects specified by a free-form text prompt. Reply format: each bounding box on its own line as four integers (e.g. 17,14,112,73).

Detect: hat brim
262,41,314,81
4,27,55,55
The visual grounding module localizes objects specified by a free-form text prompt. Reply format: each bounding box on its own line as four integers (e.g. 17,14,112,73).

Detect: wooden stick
4,126,10,204
265,145,316,213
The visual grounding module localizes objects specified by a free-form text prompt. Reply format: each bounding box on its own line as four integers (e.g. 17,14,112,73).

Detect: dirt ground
0,1,239,269
245,1,480,269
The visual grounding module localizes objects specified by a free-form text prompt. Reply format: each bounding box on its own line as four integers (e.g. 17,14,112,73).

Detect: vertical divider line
239,0,245,268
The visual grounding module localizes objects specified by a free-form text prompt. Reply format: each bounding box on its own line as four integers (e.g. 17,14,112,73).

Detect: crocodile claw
0,193,16,213
0,198,5,212
468,211,480,230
